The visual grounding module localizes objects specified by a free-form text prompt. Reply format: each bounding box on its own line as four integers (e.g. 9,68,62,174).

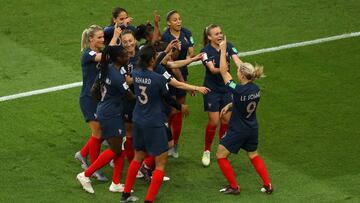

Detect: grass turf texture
0,0,360,202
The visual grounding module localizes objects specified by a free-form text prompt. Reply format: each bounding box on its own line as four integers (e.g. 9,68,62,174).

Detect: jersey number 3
138,85,148,104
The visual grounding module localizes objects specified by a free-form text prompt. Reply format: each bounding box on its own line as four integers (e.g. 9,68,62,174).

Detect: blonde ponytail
239,62,265,81
252,64,265,80
80,28,89,52
80,25,103,52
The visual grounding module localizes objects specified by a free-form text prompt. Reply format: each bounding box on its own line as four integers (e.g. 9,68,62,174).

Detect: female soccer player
76,45,131,194
75,24,122,181
200,24,242,166
161,10,195,158
216,37,272,195
103,7,136,45
75,25,106,181
120,45,189,203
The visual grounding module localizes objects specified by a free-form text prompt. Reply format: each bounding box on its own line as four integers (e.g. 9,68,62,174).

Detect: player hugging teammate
74,6,273,202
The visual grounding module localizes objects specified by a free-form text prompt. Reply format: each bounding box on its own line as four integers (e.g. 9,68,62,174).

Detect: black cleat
120,192,139,202
261,183,273,194
219,185,240,195
139,164,153,182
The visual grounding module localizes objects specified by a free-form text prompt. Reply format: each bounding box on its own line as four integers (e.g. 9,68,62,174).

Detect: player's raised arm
219,36,232,84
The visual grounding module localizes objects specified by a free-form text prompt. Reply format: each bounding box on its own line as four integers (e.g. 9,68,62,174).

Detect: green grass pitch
0,0,359,202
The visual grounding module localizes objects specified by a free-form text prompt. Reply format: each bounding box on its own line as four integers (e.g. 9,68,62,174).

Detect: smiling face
167,12,182,32
121,33,136,53
90,30,104,50
208,26,223,45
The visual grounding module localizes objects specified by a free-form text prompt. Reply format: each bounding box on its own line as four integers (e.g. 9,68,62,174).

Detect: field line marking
1,31,359,102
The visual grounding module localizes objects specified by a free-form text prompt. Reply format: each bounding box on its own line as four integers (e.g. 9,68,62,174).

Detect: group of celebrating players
74,6,273,203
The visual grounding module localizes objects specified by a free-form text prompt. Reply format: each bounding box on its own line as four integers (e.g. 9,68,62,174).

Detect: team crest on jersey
89,51,97,56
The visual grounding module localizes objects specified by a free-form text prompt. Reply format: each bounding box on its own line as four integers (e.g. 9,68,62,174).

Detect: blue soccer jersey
132,68,169,127
226,80,260,130
161,27,194,77
96,64,129,120
80,48,100,98
201,42,238,93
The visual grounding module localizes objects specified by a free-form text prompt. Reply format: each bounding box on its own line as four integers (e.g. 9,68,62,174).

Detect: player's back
132,68,168,127
227,81,260,130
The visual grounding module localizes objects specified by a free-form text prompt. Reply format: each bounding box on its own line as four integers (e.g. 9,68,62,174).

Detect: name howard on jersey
135,77,152,85
239,91,260,101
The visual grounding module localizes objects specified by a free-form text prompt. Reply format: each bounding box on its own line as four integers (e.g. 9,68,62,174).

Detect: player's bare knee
247,151,258,159
216,145,228,159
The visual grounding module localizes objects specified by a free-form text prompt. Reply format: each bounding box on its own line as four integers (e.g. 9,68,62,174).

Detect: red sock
171,112,183,145
251,156,270,186
143,155,155,169
205,123,217,151
123,160,141,193
112,151,126,184
217,158,238,189
80,135,91,157
85,149,115,177
219,123,228,140
145,169,165,202
89,136,102,164
125,136,134,163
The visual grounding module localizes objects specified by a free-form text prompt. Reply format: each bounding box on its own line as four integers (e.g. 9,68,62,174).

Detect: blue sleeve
201,48,211,65
158,76,169,96
115,73,129,94
82,49,97,64
182,28,194,46
155,64,173,82
226,80,246,94
155,51,167,67
227,42,238,56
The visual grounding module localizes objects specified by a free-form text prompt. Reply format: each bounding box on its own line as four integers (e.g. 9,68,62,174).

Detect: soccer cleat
202,150,211,166
109,182,125,193
75,151,88,170
168,147,174,157
110,159,114,168
92,170,108,182
76,172,94,194
140,164,153,182
120,192,139,202
219,185,240,195
172,144,179,158
260,183,273,194
136,170,144,179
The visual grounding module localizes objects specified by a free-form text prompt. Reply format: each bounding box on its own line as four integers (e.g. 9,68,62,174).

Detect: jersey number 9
246,101,256,118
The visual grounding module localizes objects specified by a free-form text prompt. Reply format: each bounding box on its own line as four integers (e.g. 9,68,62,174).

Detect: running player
200,24,242,166
161,10,195,158
216,37,272,195
76,45,131,194
120,44,189,203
